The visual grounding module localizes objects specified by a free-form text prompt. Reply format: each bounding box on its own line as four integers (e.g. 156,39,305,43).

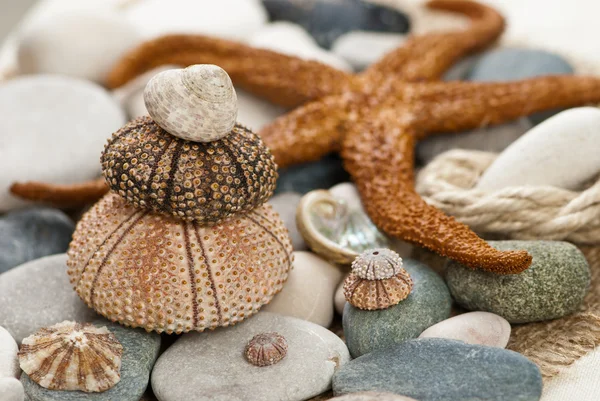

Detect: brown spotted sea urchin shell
67,192,293,334
343,248,413,311
245,332,288,367
100,116,277,224
18,321,123,392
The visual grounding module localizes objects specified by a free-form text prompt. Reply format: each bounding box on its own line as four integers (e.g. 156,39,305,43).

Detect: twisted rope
416,149,600,244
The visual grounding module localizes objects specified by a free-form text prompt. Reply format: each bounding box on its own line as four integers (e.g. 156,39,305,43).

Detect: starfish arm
361,0,504,85
341,109,532,274
409,75,600,136
10,178,109,208
106,34,354,108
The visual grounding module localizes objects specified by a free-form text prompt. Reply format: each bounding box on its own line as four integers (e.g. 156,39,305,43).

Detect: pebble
477,107,600,191
269,193,307,251
330,392,417,401
0,378,24,401
276,154,350,195
0,254,98,343
446,241,590,323
331,31,406,71
0,326,19,379
126,0,268,41
0,75,125,212
263,251,344,327
262,0,410,49
250,22,352,71
17,11,142,83
236,88,287,131
467,48,574,124
332,338,543,401
334,277,347,315
151,312,350,401
0,208,74,274
21,319,161,401
418,311,511,348
343,259,451,358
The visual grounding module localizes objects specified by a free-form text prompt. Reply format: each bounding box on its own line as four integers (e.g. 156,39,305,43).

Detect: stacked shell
67,64,293,334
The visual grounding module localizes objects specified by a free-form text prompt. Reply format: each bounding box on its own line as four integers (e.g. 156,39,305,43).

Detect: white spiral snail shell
143,64,238,142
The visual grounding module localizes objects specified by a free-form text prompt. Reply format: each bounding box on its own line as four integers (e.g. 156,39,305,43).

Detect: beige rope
415,149,600,244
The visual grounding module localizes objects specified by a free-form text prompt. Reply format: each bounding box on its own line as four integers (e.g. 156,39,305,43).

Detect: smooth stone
0,254,98,343
442,55,481,81
416,117,532,165
250,22,352,71
126,0,267,41
269,192,307,251
236,88,287,131
151,312,350,401
446,241,590,323
0,75,125,212
17,11,142,83
343,259,451,358
477,108,600,191
334,276,347,315
331,31,406,71
468,48,574,124
263,251,344,327
332,338,543,401
0,326,19,379
21,319,161,401
262,0,410,49
0,208,74,274
330,392,417,401
0,378,24,401
418,311,511,348
275,154,350,195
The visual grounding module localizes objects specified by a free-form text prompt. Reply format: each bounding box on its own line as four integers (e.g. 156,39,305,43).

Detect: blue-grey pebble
343,259,451,358
275,154,350,195
446,240,590,323
0,208,74,274
468,48,574,124
21,319,161,401
332,338,543,401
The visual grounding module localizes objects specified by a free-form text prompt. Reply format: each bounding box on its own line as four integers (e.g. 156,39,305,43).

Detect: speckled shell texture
101,116,277,224
343,270,413,311
67,193,293,334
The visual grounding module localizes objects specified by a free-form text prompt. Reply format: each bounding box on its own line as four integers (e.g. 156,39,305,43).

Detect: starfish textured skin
13,1,600,274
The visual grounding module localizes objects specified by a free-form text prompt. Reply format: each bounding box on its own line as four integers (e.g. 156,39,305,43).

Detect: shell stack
67,64,293,334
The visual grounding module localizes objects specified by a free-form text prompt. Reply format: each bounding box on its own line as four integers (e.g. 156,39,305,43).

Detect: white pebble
0,377,24,401
332,30,407,71
334,276,348,315
0,327,19,379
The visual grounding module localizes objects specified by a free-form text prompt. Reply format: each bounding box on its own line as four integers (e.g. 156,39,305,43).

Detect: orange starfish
13,0,600,274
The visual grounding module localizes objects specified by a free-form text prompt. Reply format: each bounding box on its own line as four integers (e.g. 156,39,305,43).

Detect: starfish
13,0,600,274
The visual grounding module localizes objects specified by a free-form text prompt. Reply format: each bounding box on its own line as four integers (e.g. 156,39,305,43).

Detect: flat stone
343,259,451,357
0,208,74,274
276,154,350,195
0,378,24,401
446,241,590,323
331,31,406,71
477,107,600,191
332,338,543,401
0,326,19,379
330,392,417,401
0,254,98,343
263,251,344,327
0,75,125,212
151,312,350,401
21,319,161,401
419,311,511,348
269,193,307,251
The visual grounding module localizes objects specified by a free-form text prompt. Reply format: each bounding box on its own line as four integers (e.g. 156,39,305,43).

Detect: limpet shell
18,321,123,392
296,190,390,265
67,193,293,334
101,116,277,224
244,332,288,367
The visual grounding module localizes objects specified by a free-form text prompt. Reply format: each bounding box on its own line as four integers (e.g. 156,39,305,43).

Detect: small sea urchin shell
144,64,237,143
344,248,413,311
67,193,293,334
18,321,123,392
245,332,288,367
101,116,277,224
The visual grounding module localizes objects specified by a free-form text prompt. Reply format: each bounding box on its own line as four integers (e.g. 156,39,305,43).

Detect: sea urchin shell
101,116,278,224
343,248,413,310
245,332,288,367
18,321,123,392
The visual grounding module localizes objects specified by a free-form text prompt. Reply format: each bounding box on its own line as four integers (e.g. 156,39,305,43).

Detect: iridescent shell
100,116,277,224
18,321,123,392
343,249,413,311
67,193,293,334
244,332,288,367
296,190,390,265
